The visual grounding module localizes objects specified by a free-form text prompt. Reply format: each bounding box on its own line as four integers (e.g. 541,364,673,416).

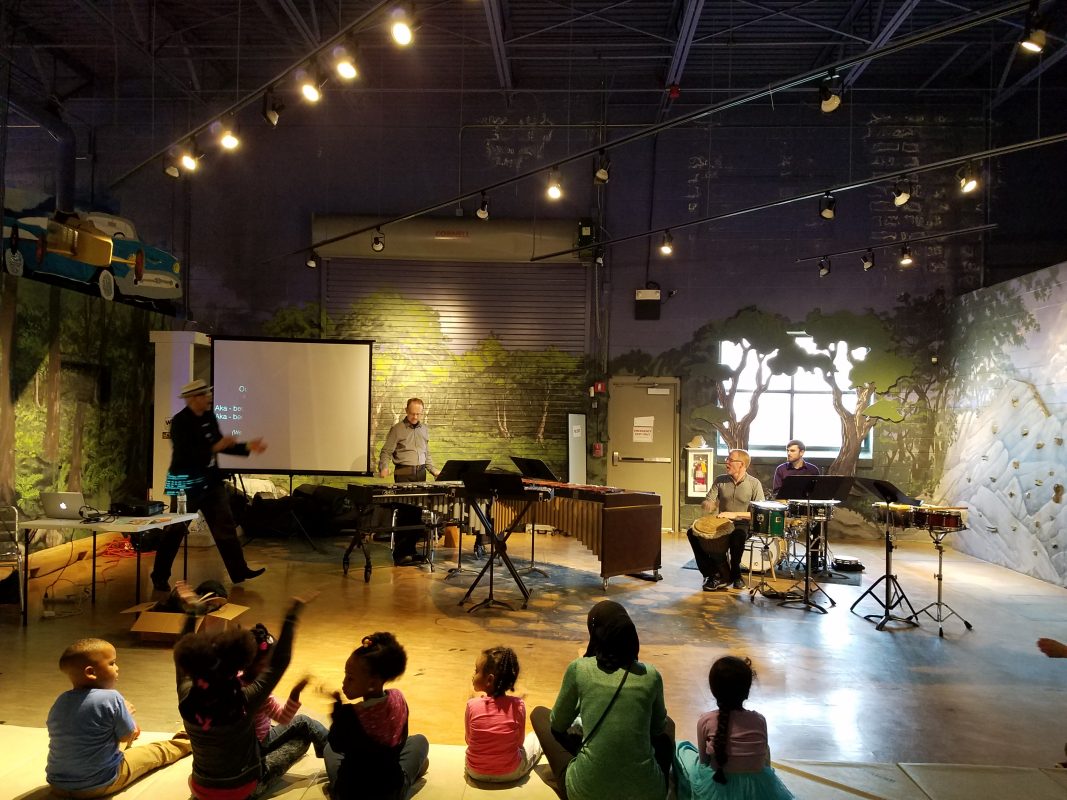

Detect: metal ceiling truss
843,0,922,88
481,0,513,89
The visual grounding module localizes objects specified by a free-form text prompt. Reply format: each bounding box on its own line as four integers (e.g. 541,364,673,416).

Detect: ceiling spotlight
476,193,490,220
819,73,841,113
659,230,674,256
210,118,239,150
546,168,562,201
390,5,416,46
892,179,911,206
371,228,385,252
861,249,875,271
1021,26,1047,53
179,142,200,172
295,66,322,103
958,163,978,194
162,155,181,179
305,250,321,269
262,91,283,127
819,192,836,220
899,244,913,267
818,257,831,278
332,45,358,79
594,151,611,184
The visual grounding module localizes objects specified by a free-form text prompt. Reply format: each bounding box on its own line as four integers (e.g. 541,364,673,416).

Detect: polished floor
3,528,1067,771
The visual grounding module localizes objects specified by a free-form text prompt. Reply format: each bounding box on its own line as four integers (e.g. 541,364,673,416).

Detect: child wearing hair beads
325,632,429,800
243,623,329,759
673,656,795,800
465,646,543,783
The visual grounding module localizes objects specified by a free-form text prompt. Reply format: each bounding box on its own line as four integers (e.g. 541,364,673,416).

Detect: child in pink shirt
464,646,542,783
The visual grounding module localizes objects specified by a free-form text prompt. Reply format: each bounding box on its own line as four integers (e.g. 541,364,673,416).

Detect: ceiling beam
844,0,921,87
275,0,320,47
992,45,1067,107
916,42,969,90
735,0,873,43
810,0,874,69
481,0,513,89
665,0,705,88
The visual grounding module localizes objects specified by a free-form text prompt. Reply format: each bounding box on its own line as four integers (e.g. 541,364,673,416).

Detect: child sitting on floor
674,655,795,800
243,622,329,758
325,631,429,800
46,638,191,798
464,645,542,783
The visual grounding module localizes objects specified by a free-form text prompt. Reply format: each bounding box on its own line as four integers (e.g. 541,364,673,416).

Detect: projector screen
212,336,373,475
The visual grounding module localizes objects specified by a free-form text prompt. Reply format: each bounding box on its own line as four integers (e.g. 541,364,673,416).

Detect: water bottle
177,491,187,514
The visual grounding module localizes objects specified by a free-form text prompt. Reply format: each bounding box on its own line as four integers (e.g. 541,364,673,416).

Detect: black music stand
459,470,533,613
776,475,853,614
436,460,490,579
509,456,558,577
849,478,919,631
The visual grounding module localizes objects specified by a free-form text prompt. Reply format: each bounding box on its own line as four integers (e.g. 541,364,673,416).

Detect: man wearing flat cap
150,379,268,591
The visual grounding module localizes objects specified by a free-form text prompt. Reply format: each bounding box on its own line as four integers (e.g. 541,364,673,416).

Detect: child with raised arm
674,656,795,800
465,645,543,783
325,632,429,800
46,638,191,797
244,623,329,758
174,586,315,800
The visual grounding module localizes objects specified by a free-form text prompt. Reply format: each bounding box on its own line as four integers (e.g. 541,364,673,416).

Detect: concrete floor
3,528,1067,770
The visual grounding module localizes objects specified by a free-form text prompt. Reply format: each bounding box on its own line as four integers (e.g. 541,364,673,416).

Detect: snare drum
924,508,964,529
787,499,838,521
750,501,787,537
872,502,916,528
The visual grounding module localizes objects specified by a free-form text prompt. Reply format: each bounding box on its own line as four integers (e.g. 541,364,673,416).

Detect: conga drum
690,514,735,579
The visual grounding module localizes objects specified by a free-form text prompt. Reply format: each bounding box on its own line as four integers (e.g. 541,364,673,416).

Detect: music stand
849,478,919,631
435,460,490,579
459,471,533,613
776,475,853,613
510,456,560,482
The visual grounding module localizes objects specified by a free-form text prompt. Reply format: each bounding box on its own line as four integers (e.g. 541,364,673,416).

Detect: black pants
392,466,427,563
687,526,749,582
151,482,250,587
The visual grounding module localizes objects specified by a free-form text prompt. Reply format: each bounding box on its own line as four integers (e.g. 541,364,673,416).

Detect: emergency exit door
605,377,679,532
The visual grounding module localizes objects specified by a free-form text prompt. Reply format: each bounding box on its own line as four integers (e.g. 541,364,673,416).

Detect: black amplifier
110,500,166,516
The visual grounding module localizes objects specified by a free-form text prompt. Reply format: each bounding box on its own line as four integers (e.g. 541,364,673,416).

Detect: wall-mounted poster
687,448,714,500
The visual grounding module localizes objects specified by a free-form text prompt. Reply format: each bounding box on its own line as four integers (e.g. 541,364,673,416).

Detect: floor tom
750,501,787,537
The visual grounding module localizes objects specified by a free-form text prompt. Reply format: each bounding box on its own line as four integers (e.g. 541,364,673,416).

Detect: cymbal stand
850,505,918,630
779,505,834,613
907,528,973,637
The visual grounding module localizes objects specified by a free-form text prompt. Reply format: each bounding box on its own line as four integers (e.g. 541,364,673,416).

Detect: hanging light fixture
899,244,913,267
1021,0,1046,53
892,178,911,206
476,193,490,220
179,141,201,172
861,249,875,271
546,168,563,200
295,66,322,103
819,192,836,220
305,250,321,269
371,228,385,252
594,151,611,184
958,163,978,193
162,155,181,179
659,230,674,256
818,257,831,277
390,4,416,46
819,73,841,113
332,44,358,79
262,91,284,127
210,118,240,150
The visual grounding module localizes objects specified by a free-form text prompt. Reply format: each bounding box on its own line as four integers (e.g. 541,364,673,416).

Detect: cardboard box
122,601,249,642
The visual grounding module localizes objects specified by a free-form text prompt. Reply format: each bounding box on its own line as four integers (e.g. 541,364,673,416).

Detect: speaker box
293,484,352,520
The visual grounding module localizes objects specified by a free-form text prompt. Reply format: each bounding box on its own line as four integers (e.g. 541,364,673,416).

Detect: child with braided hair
464,645,543,783
673,656,795,800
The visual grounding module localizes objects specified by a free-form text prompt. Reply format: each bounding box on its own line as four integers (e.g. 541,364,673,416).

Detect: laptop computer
510,456,560,482
41,491,87,520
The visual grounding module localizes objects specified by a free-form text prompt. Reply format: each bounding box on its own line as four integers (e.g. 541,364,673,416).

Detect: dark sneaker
703,577,723,592
732,578,746,590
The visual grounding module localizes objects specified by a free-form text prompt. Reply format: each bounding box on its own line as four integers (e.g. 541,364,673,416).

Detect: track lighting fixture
899,244,913,267
659,230,674,256
262,91,284,127
892,179,911,207
179,142,201,172
818,257,831,278
861,250,875,271
819,73,841,113
476,193,490,220
390,4,416,46
594,151,610,184
332,44,358,79
162,155,181,179
1022,0,1046,53
819,192,836,220
210,118,239,150
305,251,321,269
371,228,385,252
958,163,978,193
295,66,322,103
546,168,563,201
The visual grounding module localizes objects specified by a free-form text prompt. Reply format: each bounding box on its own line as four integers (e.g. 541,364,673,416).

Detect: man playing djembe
687,449,765,591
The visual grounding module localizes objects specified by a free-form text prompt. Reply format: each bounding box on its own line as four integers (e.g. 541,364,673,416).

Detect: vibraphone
493,480,662,588
343,481,462,580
